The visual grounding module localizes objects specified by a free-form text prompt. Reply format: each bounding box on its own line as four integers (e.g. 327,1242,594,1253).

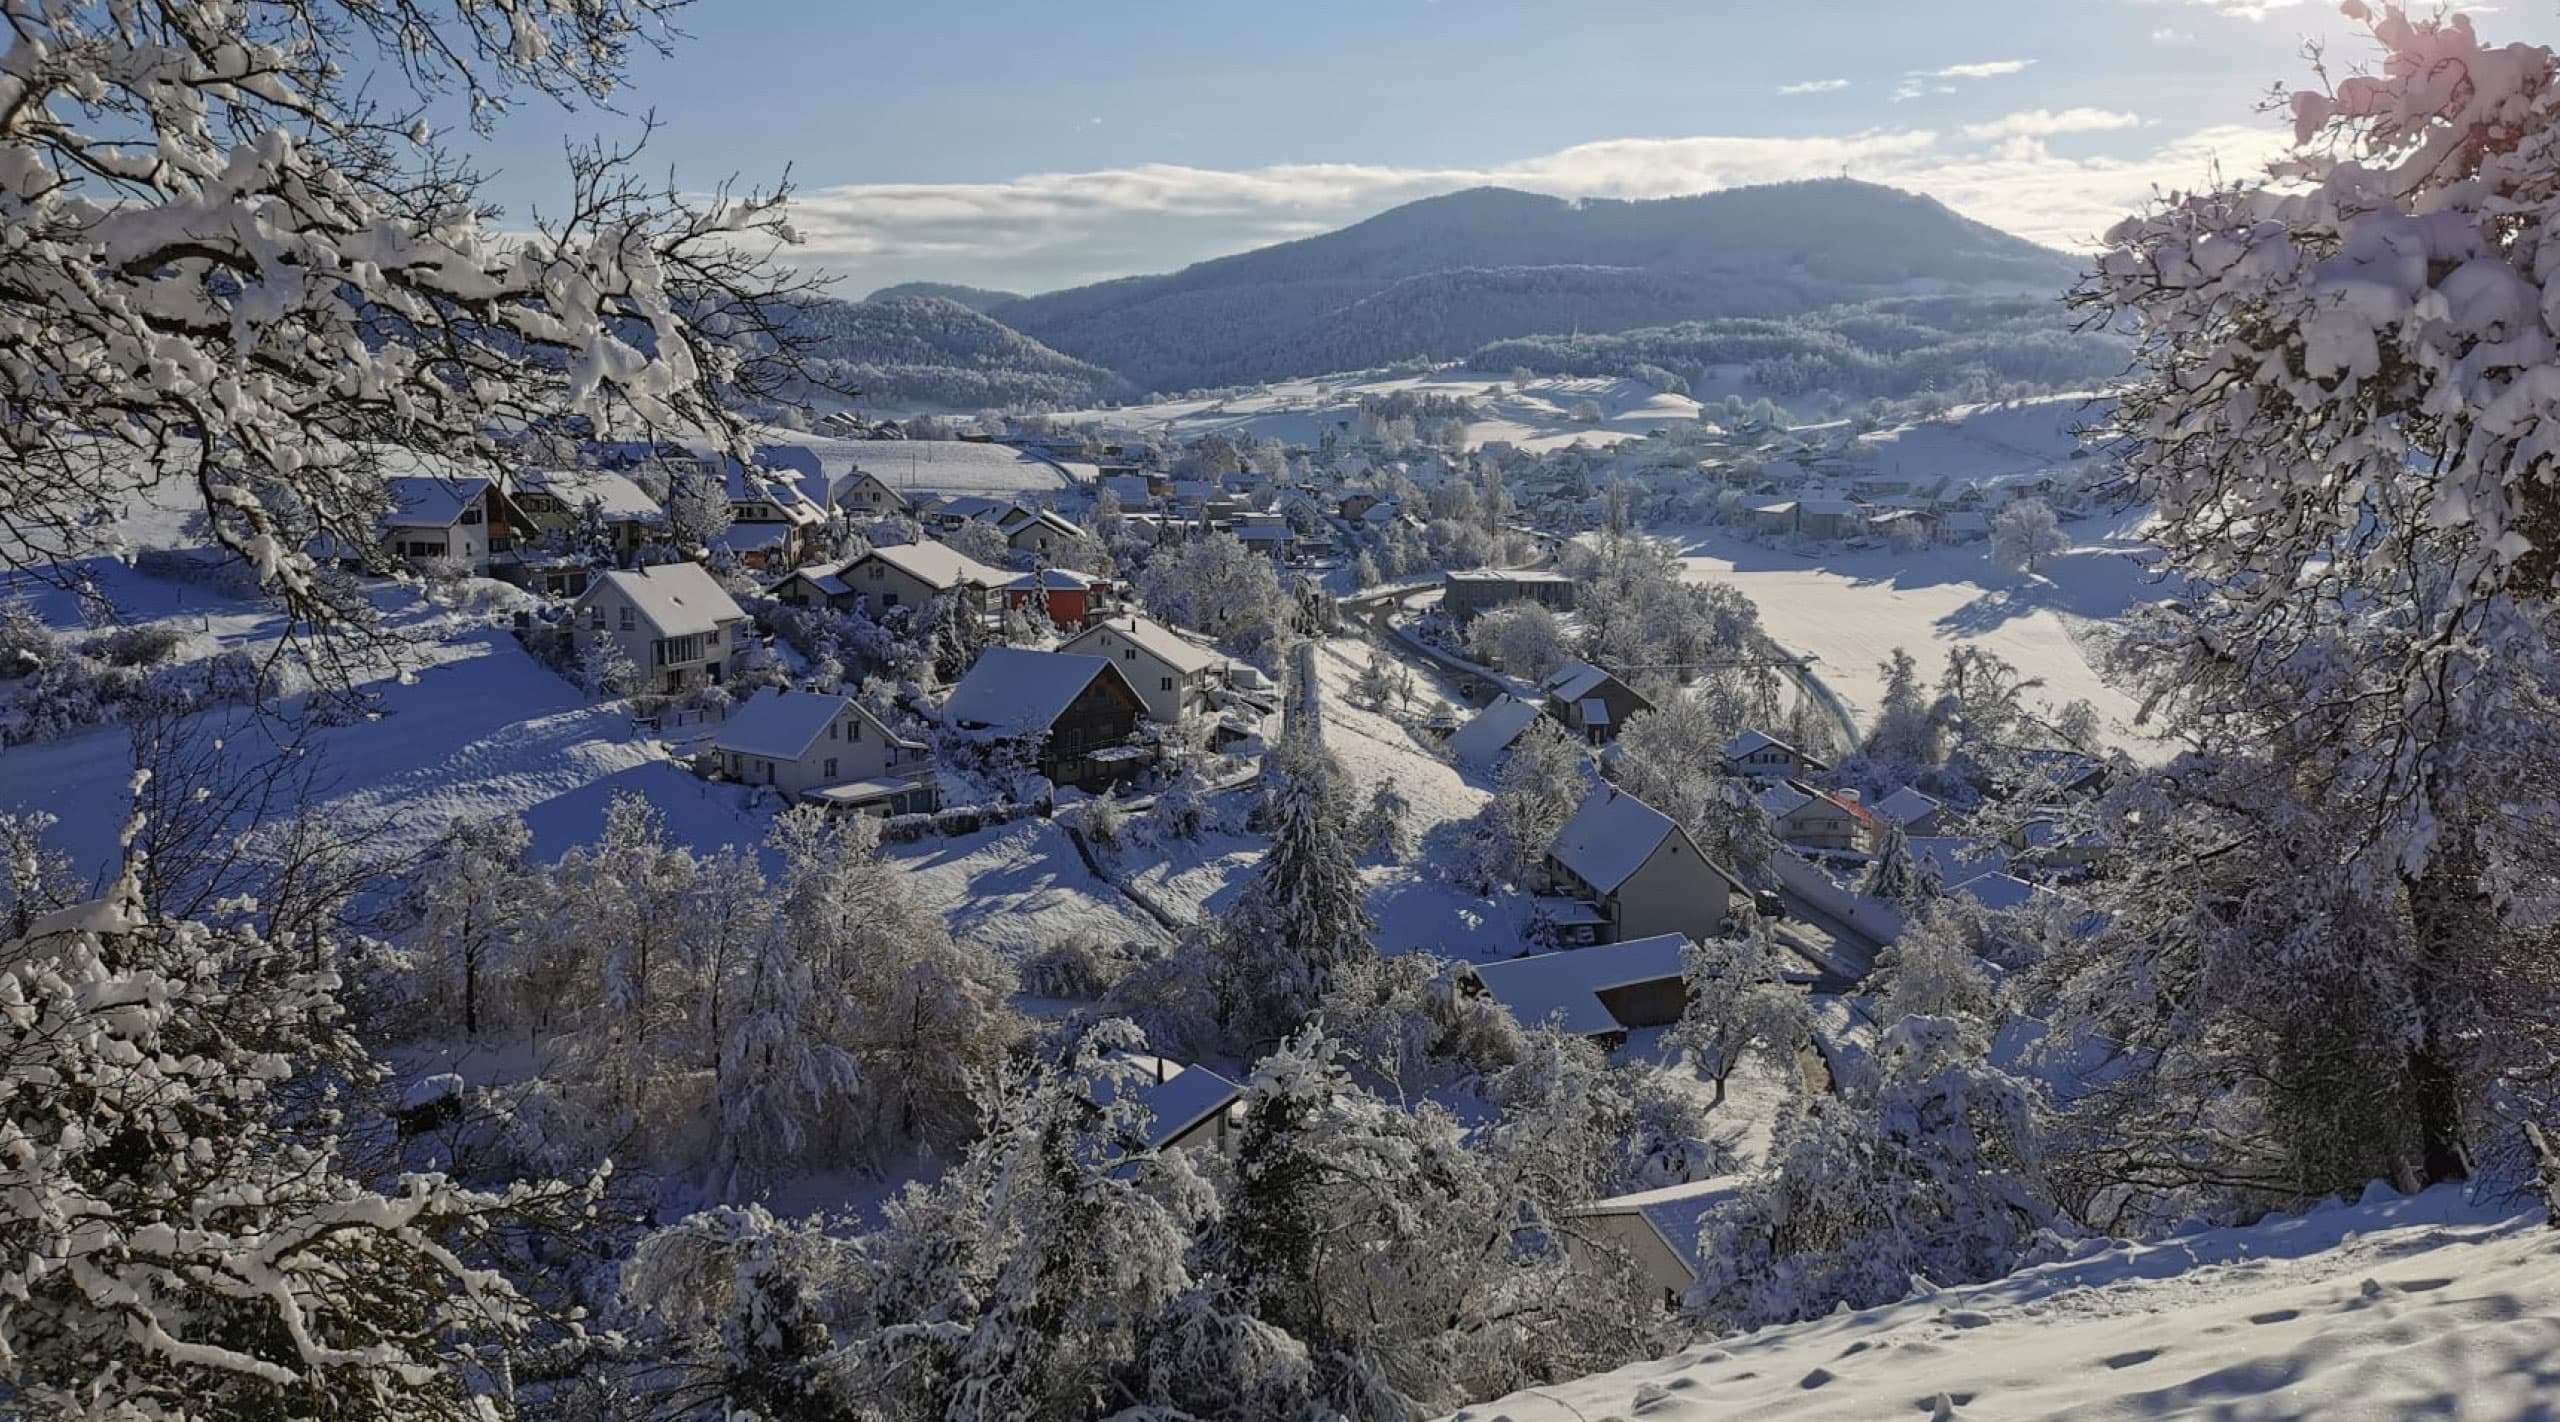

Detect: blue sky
471,1,2546,295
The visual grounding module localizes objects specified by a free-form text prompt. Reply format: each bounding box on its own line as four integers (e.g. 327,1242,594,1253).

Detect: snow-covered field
1447,1185,2560,1422
761,425,1092,499
1673,513,2164,755
1057,369,1699,454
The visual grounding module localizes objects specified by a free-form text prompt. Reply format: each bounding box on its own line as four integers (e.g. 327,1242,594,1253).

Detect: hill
864,281,1025,312
778,294,1130,412
1445,1184,2560,1421
988,181,2082,392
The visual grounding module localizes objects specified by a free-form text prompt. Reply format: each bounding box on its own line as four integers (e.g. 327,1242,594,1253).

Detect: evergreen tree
1225,732,1375,1042
1861,823,1926,908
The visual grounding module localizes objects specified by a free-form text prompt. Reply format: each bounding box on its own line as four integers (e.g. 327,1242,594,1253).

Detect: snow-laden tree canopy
0,0,821,627
2080,3,2560,845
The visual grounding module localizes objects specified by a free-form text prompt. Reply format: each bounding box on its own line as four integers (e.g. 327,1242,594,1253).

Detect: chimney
1837,789,1861,803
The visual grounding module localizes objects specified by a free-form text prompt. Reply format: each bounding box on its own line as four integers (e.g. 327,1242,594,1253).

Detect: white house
1872,786,1948,838
1539,785,1740,946
996,505,1090,559
570,562,750,693
509,468,665,556
1057,613,1223,724
1723,729,1826,780
379,476,520,573
711,687,936,814
835,469,909,519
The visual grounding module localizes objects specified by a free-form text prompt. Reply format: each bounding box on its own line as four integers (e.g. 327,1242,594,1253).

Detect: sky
467,1,2551,297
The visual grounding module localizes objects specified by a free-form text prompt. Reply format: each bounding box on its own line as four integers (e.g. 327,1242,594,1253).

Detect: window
1123,649,1136,661
1160,676,1173,692
883,593,899,607
823,757,838,778
707,627,719,646
867,563,885,580
587,607,603,629
459,506,483,525
828,721,838,741
619,606,635,632
848,718,861,741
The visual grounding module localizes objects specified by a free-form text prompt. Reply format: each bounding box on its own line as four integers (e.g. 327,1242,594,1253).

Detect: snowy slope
1057,369,1693,455
1447,1186,2560,1422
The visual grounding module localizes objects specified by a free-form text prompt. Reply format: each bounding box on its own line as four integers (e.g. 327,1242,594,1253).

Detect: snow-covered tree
1137,532,1285,651
1223,733,1374,1042
618,1203,861,1421
667,469,738,553
1349,652,1395,711
1861,823,1926,909
2067,3,2560,1204
1469,720,1590,889
1612,695,1780,877
945,517,1013,567
406,813,539,1037
1671,930,1812,1108
0,843,585,1417
1354,778,1411,862
0,0,821,636
1465,600,1572,679
1989,498,2067,574
1867,655,1937,781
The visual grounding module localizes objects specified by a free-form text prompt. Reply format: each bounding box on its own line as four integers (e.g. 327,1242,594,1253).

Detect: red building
1004,568,1112,630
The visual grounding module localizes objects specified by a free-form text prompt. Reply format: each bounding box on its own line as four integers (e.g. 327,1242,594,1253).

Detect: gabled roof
1136,1066,1243,1151
1873,786,1944,827
1544,660,1631,706
715,689,869,762
1005,567,1099,591
1062,614,1220,677
1725,729,1796,760
862,540,1010,592
1758,781,1818,819
942,647,1128,734
1547,785,1680,897
1577,1174,1752,1287
1468,933,1690,1037
1797,498,1863,516
1908,836,2009,886
515,467,663,523
382,476,489,529
924,494,1015,523
1446,695,1547,765
772,560,855,600
582,561,746,638
1001,506,1088,541
1952,871,2042,912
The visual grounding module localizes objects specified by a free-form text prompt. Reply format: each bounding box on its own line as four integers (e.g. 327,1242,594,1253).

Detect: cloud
781,119,2292,291
1961,108,2145,142
1778,78,1852,95
1896,58,2033,101
2151,27,2197,43
2136,0,2310,15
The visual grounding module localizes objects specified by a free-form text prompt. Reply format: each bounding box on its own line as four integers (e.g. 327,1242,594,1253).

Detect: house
826,541,1010,619
570,562,750,693
1134,1064,1245,1155
767,560,862,613
1758,781,1883,853
1742,498,1799,538
1337,491,1384,521
1796,498,1867,541
1233,521,1294,562
1907,836,2010,890
835,469,909,519
1872,786,1948,838
1723,729,1827,780
1542,661,1654,745
919,494,1015,533
1003,568,1112,630
1101,474,1155,508
1538,785,1739,946
1058,614,1223,724
1458,933,1693,1043
941,647,1152,792
1953,871,2045,913
378,476,525,574
996,505,1091,559
711,688,937,814
1444,695,1548,767
1569,1176,1750,1306
1940,511,1992,542
508,468,666,559
1440,569,1578,628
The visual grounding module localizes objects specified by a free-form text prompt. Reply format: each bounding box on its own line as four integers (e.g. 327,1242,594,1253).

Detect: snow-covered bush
1315,952,1522,1094
1021,928,1141,1000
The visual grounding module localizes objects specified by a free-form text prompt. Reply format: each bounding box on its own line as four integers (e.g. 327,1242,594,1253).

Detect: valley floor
1447,1186,2560,1422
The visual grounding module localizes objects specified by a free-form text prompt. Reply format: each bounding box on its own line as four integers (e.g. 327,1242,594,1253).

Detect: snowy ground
1671,510,2165,755
1446,1185,2560,1422
759,425,1092,500
1305,634,1532,963
1056,369,1699,455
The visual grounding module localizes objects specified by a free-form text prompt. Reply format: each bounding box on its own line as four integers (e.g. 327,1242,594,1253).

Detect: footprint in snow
2105,1348,2162,1369
1801,1367,1837,1390
2249,1308,2301,1325
2395,1276,2454,1293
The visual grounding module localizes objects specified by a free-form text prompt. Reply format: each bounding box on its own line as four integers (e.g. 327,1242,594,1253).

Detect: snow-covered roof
1542,660,1617,704
866,540,1010,592
515,467,664,522
1101,475,1154,503
1446,695,1546,764
1798,498,1863,516
1467,933,1690,1037
584,562,746,638
1001,506,1089,541
942,647,1122,733
773,561,854,599
1447,567,1574,585
713,689,903,762
1908,836,2009,886
1578,1174,1751,1287
1136,1066,1243,1150
1744,498,1799,516
1758,782,1818,819
1725,729,1795,760
1547,786,1679,896
710,522,793,552
926,494,1016,523
1064,614,1221,677
1005,567,1098,591
1953,872,2043,912
1873,786,1944,827
383,475,488,529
